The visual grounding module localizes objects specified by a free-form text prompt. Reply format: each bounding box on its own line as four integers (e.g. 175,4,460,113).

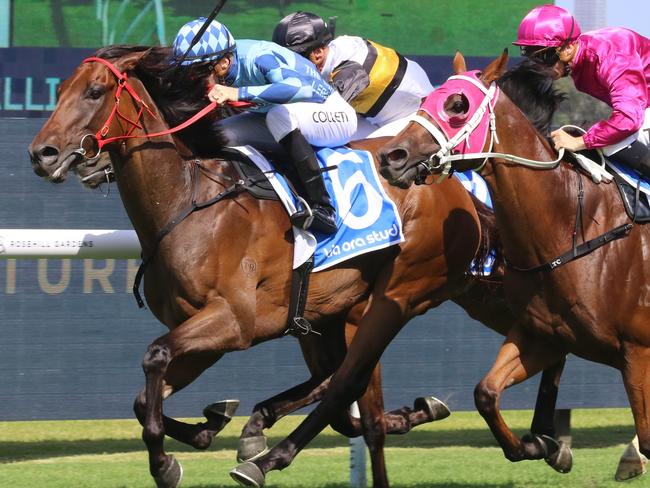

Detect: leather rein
74,56,251,160
411,74,633,272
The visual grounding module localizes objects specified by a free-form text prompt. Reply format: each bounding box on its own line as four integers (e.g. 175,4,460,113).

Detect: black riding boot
279,129,338,234
612,140,650,179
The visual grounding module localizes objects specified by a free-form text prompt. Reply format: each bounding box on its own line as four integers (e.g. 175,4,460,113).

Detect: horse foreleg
230,296,406,487
238,324,347,462
620,341,650,480
134,352,239,450
616,435,648,481
527,357,573,473
141,301,249,488
474,326,568,469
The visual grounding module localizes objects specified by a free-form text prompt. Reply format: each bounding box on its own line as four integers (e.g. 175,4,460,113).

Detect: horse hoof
414,396,451,421
615,440,648,481
153,455,183,488
230,461,265,487
543,438,573,474
237,435,269,462
203,399,240,421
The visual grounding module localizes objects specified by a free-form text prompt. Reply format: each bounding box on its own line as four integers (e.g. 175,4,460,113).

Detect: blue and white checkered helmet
172,17,236,65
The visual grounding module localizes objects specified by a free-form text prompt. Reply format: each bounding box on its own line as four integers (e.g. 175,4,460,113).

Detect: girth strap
507,173,634,273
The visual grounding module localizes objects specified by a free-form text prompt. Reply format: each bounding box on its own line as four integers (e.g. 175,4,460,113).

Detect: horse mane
94,45,229,155
497,60,566,135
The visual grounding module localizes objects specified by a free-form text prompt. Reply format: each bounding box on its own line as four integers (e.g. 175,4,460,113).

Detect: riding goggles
520,46,560,66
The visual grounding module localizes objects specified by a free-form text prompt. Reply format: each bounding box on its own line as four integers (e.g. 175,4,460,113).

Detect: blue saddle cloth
453,170,496,275
311,147,405,271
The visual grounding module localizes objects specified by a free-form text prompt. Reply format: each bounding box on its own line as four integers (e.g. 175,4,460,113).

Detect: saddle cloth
453,170,496,275
232,145,404,272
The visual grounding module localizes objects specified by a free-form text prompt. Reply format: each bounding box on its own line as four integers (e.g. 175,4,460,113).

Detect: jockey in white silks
272,11,433,140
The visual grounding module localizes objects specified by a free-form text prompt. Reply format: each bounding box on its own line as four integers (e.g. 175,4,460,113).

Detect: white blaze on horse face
326,151,383,230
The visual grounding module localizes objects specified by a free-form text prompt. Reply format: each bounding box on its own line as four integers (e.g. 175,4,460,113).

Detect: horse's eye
87,86,104,100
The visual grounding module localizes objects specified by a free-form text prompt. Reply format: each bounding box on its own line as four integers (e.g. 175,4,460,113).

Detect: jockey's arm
238,53,330,105
582,54,648,149
330,60,370,103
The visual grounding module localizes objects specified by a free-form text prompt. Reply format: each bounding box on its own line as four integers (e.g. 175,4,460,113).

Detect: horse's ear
453,51,467,74
481,48,509,84
114,49,152,73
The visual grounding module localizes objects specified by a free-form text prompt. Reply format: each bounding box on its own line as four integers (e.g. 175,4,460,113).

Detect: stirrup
290,196,314,230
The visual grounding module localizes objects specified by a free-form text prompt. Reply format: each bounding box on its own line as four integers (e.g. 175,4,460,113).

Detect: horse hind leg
134,352,239,451
474,326,569,469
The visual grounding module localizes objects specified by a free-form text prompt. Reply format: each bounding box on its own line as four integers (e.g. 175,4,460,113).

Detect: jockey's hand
550,129,586,152
208,84,239,105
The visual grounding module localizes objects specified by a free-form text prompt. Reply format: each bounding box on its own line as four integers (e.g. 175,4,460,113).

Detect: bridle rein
74,56,249,160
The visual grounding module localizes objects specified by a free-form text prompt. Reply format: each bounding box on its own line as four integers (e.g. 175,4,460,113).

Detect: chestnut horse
379,51,650,471
30,47,481,487
74,150,574,485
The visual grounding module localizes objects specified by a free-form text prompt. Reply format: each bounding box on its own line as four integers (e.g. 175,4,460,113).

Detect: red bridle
78,56,251,157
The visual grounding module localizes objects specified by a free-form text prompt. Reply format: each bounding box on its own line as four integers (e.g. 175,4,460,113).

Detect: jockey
172,18,358,234
272,11,433,139
514,4,650,178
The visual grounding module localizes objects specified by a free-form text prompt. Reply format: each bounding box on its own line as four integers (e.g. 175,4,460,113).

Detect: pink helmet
513,4,581,47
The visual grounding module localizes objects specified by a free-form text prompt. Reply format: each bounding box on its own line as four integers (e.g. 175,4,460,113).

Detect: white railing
0,226,368,485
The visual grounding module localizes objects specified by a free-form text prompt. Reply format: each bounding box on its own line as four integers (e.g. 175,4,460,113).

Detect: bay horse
379,51,650,472
29,46,482,487
74,149,574,484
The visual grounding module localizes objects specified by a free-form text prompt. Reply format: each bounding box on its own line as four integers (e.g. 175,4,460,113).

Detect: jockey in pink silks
514,4,650,177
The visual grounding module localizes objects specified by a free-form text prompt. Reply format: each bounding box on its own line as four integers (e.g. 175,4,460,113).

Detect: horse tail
470,193,503,277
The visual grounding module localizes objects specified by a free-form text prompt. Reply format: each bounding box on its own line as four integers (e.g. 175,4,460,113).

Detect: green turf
0,408,643,487
14,0,539,56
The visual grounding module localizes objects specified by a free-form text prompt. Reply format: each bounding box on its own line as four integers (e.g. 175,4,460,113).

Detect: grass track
0,408,644,487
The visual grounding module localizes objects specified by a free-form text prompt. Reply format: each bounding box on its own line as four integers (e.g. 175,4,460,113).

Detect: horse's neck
482,108,579,266
110,82,193,249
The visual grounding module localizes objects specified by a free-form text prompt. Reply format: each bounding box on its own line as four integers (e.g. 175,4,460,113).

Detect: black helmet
272,11,333,55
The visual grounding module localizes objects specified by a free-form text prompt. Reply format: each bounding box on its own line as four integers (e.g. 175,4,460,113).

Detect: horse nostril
41,146,59,158
384,148,410,169
387,148,409,162
32,144,60,166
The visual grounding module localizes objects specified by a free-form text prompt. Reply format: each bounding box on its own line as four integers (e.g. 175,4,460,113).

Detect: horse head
378,51,511,187
29,50,152,183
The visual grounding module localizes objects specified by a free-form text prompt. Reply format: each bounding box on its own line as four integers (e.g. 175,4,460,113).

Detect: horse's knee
142,343,171,374
474,379,498,416
133,391,146,422
361,415,386,447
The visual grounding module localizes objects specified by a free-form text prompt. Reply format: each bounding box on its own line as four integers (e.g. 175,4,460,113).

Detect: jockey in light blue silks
172,18,357,234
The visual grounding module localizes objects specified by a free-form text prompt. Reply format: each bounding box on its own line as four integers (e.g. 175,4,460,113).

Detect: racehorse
379,51,650,472
29,46,482,487
74,147,574,485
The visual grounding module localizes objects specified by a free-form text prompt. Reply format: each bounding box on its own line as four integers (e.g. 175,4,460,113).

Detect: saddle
561,129,650,223
607,161,650,223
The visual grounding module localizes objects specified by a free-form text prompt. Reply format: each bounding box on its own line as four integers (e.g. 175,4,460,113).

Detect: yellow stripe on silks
352,41,400,115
